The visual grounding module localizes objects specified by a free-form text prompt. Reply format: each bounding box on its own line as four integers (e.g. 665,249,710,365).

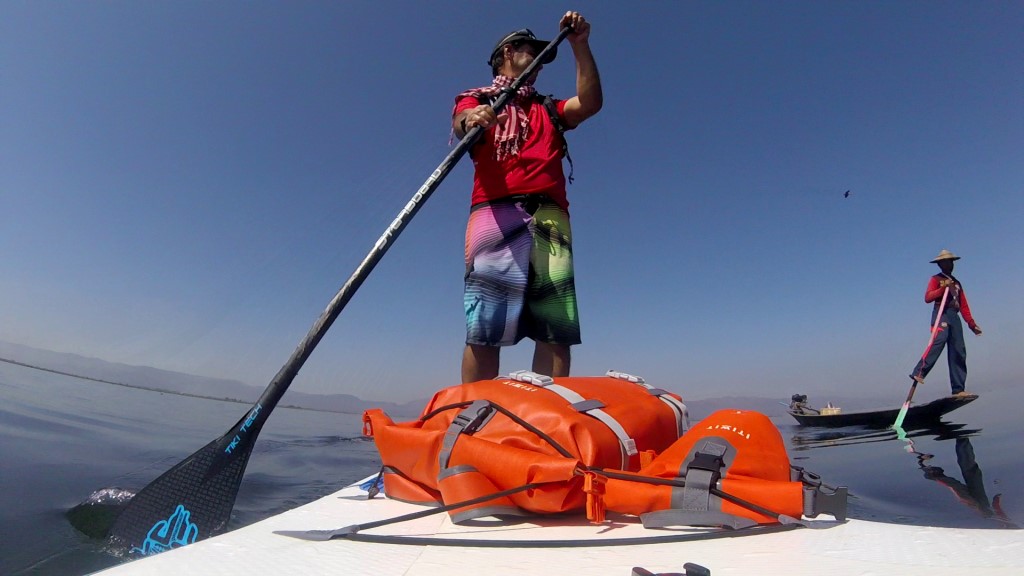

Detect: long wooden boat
787,394,977,428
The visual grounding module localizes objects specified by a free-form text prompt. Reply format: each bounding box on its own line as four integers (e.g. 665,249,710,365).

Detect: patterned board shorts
464,195,581,347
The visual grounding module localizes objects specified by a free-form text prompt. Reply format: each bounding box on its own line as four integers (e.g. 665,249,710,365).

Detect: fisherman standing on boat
452,11,603,383
910,249,983,397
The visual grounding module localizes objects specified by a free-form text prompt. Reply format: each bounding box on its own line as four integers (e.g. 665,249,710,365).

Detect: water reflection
901,434,1017,528
790,421,978,450
790,421,1017,528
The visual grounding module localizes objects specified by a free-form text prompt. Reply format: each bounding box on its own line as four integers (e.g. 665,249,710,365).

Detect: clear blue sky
2,1,1021,403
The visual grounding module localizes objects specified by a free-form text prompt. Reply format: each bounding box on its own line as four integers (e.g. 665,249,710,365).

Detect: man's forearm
573,42,603,116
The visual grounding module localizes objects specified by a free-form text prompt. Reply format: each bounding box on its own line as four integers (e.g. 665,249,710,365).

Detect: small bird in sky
843,190,851,198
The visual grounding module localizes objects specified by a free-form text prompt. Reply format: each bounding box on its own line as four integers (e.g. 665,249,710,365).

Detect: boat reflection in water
903,434,1017,528
790,421,1018,528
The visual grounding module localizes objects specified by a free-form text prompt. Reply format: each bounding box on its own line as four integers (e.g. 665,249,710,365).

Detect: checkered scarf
453,75,537,160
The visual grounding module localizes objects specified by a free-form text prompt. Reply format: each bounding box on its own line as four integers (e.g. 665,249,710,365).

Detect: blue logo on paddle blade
134,504,199,555
226,403,263,454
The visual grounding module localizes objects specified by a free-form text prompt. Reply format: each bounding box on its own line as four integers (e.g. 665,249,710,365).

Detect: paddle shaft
914,285,952,380
894,286,950,428
109,26,572,553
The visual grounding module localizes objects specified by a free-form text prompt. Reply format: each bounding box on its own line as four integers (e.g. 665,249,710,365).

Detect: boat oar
106,26,572,557
893,286,950,429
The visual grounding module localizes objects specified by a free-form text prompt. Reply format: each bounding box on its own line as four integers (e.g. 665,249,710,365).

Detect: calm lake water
2,361,1020,575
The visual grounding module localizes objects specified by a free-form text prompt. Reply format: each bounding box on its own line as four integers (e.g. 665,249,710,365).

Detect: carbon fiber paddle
106,26,572,557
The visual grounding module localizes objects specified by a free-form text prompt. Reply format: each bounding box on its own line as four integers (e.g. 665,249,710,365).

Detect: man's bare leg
532,342,571,377
462,344,500,383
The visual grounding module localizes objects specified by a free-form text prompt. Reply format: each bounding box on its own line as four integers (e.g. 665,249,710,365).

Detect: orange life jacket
363,371,846,527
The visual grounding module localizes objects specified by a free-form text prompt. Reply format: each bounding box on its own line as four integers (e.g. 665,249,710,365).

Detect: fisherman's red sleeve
924,276,945,303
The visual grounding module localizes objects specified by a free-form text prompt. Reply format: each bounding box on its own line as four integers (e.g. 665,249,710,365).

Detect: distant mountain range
0,340,829,421
0,340,426,418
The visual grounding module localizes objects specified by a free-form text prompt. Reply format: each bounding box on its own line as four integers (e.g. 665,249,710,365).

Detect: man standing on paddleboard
452,11,602,383
910,249,983,397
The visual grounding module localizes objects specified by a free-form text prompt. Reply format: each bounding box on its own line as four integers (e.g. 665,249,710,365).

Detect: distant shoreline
0,356,357,415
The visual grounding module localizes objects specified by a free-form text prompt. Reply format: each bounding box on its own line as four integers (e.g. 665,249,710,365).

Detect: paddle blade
892,377,920,429
107,417,257,557
892,402,910,429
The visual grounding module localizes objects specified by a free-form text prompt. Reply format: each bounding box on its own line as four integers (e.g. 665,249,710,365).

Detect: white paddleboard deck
95,477,1023,575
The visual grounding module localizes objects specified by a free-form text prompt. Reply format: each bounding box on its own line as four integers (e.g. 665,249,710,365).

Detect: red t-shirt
455,96,569,210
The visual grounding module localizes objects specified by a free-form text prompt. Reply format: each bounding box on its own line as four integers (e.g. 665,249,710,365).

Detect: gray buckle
439,400,495,469
803,484,849,522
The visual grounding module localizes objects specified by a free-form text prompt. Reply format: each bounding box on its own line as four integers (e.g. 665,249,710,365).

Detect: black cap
488,28,557,68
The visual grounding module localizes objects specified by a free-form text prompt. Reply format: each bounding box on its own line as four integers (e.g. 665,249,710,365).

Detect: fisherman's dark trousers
911,306,968,394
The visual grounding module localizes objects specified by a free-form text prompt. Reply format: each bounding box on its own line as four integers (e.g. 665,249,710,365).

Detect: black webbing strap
541,95,574,183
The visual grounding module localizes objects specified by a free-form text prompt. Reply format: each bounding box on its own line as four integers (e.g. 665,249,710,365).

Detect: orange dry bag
363,371,689,522
364,372,847,527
